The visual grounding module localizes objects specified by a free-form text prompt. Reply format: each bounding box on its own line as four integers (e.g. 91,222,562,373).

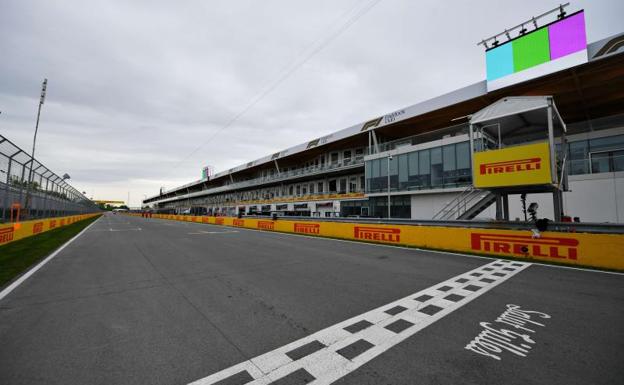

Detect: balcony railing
151,157,365,204
200,191,366,207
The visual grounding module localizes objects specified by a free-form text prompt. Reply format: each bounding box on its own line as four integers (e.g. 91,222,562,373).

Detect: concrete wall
411,172,624,223
480,172,624,223
410,192,463,219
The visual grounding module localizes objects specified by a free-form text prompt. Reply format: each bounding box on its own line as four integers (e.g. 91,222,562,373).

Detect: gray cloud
1,0,622,205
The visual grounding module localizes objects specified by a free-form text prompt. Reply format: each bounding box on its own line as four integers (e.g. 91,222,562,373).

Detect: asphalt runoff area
0,213,622,384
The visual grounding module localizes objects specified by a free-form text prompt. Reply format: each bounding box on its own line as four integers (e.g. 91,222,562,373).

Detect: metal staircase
432,186,496,220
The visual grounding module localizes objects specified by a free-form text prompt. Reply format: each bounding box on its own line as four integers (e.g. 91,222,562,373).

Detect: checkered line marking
189,259,531,385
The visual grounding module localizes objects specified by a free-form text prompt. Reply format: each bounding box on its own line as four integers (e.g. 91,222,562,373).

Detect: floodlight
519,24,527,35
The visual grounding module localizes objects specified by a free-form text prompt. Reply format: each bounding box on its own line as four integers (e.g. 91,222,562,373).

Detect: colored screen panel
512,28,550,72
548,11,586,60
485,11,587,90
486,43,513,81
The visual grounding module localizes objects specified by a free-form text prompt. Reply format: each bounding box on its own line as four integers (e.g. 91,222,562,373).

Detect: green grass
0,215,101,288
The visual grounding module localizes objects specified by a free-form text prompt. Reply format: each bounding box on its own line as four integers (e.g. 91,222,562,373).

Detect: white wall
410,192,463,219
480,173,623,223
411,172,624,223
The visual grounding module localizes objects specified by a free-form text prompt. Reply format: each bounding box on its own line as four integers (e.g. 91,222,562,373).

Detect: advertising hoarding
472,141,552,188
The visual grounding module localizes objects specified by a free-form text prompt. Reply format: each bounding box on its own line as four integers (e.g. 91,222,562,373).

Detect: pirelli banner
473,141,553,188
0,213,100,247
149,214,624,271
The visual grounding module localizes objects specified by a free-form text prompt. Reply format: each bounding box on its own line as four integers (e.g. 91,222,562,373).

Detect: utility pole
25,78,48,216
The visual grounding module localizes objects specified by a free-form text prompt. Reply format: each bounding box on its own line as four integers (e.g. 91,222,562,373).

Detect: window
369,196,411,218
296,185,300,195
590,135,624,153
456,142,470,169
389,156,398,190
431,147,443,187
589,135,624,174
318,182,324,193
339,178,347,193
349,177,357,193
330,153,339,163
309,183,315,194
302,186,307,195
567,135,624,175
442,144,456,186
360,176,365,191
408,152,419,189
343,150,352,160
569,140,589,175
329,179,337,192
398,153,408,189
366,158,383,193
419,150,430,187
614,150,624,172
591,152,610,174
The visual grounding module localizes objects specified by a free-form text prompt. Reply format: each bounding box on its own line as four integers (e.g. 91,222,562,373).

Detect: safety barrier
136,214,624,271
0,213,100,247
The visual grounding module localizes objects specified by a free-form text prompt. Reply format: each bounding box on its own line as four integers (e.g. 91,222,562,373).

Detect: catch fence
0,134,99,222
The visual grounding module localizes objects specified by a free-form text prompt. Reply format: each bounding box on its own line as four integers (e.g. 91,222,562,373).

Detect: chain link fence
0,134,99,223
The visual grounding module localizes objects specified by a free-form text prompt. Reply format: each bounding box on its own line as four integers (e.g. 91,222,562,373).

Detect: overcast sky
1,0,622,206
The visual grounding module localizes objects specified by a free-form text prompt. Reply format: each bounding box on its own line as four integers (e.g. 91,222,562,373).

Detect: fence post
2,158,13,222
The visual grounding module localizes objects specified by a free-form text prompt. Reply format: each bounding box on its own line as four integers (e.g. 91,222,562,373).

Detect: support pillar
502,194,510,221
495,193,504,220
553,190,563,222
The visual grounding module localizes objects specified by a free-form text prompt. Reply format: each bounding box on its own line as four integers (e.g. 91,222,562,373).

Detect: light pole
387,154,392,219
25,79,48,216
61,174,70,215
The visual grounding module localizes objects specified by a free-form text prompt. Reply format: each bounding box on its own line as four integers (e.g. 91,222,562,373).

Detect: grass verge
0,215,101,288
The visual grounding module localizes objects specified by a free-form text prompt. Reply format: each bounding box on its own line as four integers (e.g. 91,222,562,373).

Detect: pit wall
0,213,100,247
138,214,624,271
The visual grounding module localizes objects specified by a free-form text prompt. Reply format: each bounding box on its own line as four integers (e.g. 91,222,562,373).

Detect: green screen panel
512,28,550,72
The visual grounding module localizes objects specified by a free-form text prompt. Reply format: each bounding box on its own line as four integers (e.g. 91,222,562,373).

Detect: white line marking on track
188,230,240,235
91,228,142,232
189,259,531,385
0,215,101,302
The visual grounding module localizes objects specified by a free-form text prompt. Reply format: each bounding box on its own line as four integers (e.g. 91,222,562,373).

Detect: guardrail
235,215,624,234
0,213,100,246
134,213,624,271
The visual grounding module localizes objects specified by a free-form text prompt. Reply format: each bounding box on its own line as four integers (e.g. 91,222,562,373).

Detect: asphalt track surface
0,213,622,385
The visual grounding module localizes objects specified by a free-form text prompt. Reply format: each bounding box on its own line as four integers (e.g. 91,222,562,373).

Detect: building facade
144,30,624,223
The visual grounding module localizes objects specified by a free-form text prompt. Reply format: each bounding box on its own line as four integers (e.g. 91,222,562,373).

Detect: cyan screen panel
485,11,587,82
486,43,513,81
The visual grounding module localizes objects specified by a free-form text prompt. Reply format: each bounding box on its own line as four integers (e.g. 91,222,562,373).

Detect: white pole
387,155,392,219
